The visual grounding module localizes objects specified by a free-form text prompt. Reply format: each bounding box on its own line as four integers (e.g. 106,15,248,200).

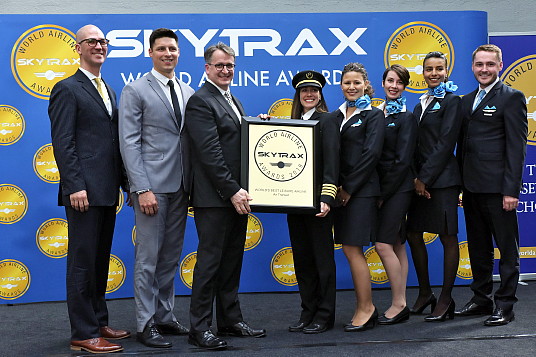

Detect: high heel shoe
409,294,437,314
424,300,455,322
378,306,410,325
344,308,378,332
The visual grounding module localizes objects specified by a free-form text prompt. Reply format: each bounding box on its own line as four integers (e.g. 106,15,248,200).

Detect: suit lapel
420,97,440,123
146,72,179,129
474,82,500,113
341,109,366,134
206,82,241,129
75,70,110,117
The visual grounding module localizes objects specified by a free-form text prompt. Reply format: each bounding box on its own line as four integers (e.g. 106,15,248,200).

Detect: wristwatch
135,189,151,195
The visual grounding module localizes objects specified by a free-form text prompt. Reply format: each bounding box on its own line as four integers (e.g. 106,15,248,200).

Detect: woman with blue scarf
333,62,384,332
406,51,462,322
375,64,418,325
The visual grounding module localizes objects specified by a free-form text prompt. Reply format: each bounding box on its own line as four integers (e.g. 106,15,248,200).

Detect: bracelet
135,189,151,195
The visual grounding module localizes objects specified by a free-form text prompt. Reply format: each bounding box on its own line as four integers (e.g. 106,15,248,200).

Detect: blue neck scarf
347,94,371,109
427,81,458,98
385,96,406,115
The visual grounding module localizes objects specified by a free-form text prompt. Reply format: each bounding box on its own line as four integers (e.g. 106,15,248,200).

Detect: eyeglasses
208,63,236,71
78,38,110,47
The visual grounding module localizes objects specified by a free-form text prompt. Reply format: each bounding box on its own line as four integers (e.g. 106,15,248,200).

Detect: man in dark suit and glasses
185,42,266,350
49,24,130,353
456,44,528,326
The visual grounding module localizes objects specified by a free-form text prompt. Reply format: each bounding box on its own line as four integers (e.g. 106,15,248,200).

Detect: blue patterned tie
473,90,486,112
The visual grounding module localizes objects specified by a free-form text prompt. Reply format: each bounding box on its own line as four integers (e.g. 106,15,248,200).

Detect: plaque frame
241,116,320,214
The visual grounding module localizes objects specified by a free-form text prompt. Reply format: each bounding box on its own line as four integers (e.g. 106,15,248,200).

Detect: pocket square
351,119,363,127
484,105,496,110
387,122,396,127
431,102,441,110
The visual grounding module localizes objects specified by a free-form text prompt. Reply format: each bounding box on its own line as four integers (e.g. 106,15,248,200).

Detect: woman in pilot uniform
286,70,339,334
375,64,417,325
332,62,384,332
406,51,462,322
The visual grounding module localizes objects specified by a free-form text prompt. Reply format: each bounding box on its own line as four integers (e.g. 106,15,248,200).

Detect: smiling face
472,50,503,88
205,49,235,91
341,71,368,101
149,37,179,79
382,70,406,100
423,57,447,88
299,86,321,112
76,25,107,75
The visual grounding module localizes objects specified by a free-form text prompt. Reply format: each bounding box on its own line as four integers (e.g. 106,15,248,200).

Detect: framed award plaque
241,117,320,213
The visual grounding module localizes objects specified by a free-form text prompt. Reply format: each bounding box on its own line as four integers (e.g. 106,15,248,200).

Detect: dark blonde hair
472,44,502,63
341,62,374,96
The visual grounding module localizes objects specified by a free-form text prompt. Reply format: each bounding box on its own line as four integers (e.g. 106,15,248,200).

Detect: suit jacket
413,92,462,188
119,72,195,194
377,110,418,200
185,81,246,207
458,81,528,198
308,111,339,206
49,69,126,207
334,106,384,197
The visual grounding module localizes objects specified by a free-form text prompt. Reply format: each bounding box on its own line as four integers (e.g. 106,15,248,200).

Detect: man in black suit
49,24,130,353
185,42,266,350
456,44,528,326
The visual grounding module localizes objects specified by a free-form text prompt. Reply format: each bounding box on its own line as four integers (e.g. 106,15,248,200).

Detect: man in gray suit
119,28,194,348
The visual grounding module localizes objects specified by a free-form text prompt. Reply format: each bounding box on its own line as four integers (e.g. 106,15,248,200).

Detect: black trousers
65,206,116,340
287,212,336,326
189,207,248,332
463,191,520,311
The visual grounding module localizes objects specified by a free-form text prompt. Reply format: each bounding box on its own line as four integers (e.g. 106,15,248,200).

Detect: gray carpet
1,283,535,356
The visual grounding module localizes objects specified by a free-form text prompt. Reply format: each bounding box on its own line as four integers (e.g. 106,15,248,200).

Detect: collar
478,77,500,94
302,108,316,120
79,67,101,81
206,78,230,96
338,101,371,121
151,68,177,87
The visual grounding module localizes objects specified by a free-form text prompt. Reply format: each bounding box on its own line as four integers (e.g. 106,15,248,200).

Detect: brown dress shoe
100,326,131,340
70,337,123,353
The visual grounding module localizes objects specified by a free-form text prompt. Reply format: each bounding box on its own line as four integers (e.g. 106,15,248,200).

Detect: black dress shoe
455,301,493,316
137,323,172,348
424,300,455,322
188,330,227,350
288,321,310,332
218,321,266,338
303,323,330,334
378,307,410,325
156,321,189,335
344,308,378,332
484,308,515,326
410,294,437,314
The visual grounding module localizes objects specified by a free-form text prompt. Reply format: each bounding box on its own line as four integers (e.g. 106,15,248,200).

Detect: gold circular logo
244,213,263,251
268,98,293,119
371,98,385,108
180,251,197,289
0,184,28,224
0,105,25,146
457,241,473,280
423,232,438,245
131,225,136,245
271,247,297,286
11,25,78,100
384,22,455,93
500,54,536,145
106,254,126,294
36,218,68,258
116,188,125,214
0,259,31,300
33,143,59,183
364,246,389,284
254,129,307,182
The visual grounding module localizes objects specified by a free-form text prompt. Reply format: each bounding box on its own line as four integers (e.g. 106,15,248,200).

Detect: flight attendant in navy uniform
375,64,417,325
332,62,385,332
286,71,339,334
406,51,463,321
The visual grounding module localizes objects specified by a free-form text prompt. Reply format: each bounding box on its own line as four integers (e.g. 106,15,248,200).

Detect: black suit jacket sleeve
503,89,528,197
49,80,87,196
317,112,340,205
185,93,241,201
380,111,418,200
415,93,462,186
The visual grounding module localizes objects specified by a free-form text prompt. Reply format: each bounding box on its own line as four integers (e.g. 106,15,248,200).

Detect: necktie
224,91,234,107
94,77,106,99
473,90,486,111
168,80,182,127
